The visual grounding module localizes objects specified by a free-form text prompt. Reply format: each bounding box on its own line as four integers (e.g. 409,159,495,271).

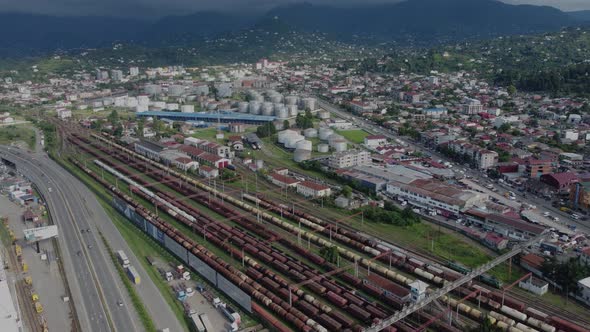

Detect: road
317,98,590,235
0,143,184,332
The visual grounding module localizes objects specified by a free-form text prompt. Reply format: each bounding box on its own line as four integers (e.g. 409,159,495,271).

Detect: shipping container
126,266,141,284
199,314,215,332
116,250,130,268
191,313,206,332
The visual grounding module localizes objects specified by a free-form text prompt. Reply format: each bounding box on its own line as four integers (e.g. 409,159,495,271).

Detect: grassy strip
99,232,157,332
0,124,36,150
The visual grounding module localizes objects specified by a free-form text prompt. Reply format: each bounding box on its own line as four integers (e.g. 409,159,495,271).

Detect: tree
541,257,590,296
256,122,277,138
136,118,145,138
507,85,517,96
319,246,339,264
497,123,511,133
152,118,163,137
341,185,352,199
107,109,119,126
113,124,123,137
283,120,290,130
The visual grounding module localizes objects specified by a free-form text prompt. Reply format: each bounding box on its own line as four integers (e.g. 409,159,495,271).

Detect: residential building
423,107,448,118
296,181,331,198
328,150,371,169
578,277,590,305
56,108,72,119
198,165,219,178
581,247,590,266
111,70,124,81
129,67,139,76
540,172,578,192
348,100,378,114
479,150,499,170
524,159,553,178
462,98,483,114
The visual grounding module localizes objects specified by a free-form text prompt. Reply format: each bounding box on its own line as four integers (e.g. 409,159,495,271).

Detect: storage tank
270,94,283,104
331,140,347,152
304,128,318,138
302,97,317,111
500,306,527,322
144,84,162,95
294,149,312,162
318,110,330,119
238,102,249,113
285,95,298,105
278,129,300,144
287,105,299,117
317,144,329,153
262,102,274,116
296,139,312,151
206,102,217,111
168,84,184,96
276,108,289,119
248,101,261,115
285,135,304,149
327,134,344,144
319,128,334,140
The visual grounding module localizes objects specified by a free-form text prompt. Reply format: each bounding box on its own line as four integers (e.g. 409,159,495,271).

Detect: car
87,245,93,249
117,301,124,307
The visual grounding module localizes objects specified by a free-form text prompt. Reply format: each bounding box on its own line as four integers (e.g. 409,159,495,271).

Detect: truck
190,314,206,332
199,314,215,332
116,250,130,268
126,266,141,285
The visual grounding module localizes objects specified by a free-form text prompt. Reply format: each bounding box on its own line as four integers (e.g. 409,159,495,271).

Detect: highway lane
1,147,112,332
1,144,184,332
317,98,590,235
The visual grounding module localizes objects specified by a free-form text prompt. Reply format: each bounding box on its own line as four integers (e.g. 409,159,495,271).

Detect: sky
0,0,589,18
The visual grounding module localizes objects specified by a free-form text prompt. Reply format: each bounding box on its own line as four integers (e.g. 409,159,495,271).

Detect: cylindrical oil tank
304,128,318,138
500,306,527,322
270,94,283,103
206,102,217,111
249,101,261,115
262,102,274,116
285,135,304,149
144,84,162,95
168,84,184,96
287,105,299,117
319,128,334,140
317,144,329,153
276,108,289,119
331,140,347,152
238,101,249,113
278,130,299,144
296,140,312,151
317,110,330,119
285,96,298,105
294,149,312,162
302,97,316,111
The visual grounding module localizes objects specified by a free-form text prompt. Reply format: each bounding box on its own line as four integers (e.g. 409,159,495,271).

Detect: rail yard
58,125,590,332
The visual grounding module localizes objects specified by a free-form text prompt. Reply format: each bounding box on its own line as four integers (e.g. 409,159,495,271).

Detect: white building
563,130,579,142
462,98,483,115
111,70,124,81
296,181,331,198
56,108,72,119
129,67,140,76
518,276,548,295
364,135,388,148
578,276,590,305
328,150,371,169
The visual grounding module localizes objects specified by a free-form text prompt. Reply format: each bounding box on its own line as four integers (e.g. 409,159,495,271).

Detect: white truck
116,250,130,268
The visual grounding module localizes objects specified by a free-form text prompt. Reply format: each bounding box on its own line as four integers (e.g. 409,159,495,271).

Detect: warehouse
136,111,276,125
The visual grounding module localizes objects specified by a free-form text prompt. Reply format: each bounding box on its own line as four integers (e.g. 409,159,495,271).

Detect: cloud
0,0,589,18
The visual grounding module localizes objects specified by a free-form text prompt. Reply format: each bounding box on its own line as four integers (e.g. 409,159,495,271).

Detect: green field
335,129,369,144
0,124,35,149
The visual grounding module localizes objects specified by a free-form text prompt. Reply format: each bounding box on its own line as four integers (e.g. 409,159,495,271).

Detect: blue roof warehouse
135,111,276,125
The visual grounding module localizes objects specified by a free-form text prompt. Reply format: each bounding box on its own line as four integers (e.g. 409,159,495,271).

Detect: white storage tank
180,105,194,113
303,128,318,138
318,110,330,119
285,95,298,105
262,102,274,116
319,128,334,140
331,140,347,152
138,95,150,106
287,105,299,117
168,84,184,96
294,149,312,162
302,97,316,111
296,139,312,151
285,135,304,149
276,108,289,119
249,101,261,115
327,134,344,144
238,102,249,113
317,144,329,153
152,101,166,109
144,84,162,95
206,102,218,111
270,94,283,104
166,103,179,111
278,129,300,144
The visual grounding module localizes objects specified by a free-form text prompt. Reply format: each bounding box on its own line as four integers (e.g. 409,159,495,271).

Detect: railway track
63,129,590,332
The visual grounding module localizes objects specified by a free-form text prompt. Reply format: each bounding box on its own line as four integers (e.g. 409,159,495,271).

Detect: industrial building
136,111,276,125
464,210,545,240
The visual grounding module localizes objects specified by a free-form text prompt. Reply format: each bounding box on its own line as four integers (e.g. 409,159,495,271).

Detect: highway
317,98,590,235
0,143,184,332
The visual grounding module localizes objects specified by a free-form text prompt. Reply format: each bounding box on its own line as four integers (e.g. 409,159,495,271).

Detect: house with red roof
296,181,331,198
267,172,299,188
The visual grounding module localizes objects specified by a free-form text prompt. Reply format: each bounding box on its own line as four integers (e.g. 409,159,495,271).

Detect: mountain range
0,0,587,57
